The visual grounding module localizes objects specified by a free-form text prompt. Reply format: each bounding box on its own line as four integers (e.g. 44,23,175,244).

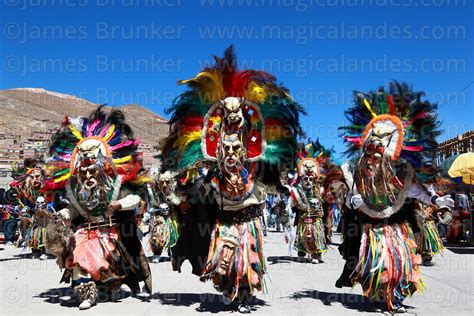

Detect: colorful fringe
27,226,46,251
353,223,424,310
295,217,327,255
201,218,266,301
417,220,444,257
149,214,180,255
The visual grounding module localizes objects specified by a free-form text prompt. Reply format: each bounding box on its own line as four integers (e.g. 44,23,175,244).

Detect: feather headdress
339,81,441,179
297,139,333,164
161,46,305,173
10,158,48,206
295,139,335,180
45,106,143,189
11,158,44,181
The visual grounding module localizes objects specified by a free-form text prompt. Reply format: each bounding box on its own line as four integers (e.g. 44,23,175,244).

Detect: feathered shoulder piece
45,105,143,189
161,45,305,172
339,81,441,172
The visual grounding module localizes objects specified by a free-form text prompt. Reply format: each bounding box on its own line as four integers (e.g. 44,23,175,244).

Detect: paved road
0,231,473,315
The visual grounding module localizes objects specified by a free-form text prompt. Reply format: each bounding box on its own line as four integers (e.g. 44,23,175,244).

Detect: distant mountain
0,88,168,146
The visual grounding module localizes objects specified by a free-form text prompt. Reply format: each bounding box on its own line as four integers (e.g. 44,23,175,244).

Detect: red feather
387,95,395,115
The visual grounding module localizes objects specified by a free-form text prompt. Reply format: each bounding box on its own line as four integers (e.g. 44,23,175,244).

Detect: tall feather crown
339,81,441,176
45,106,143,189
161,46,305,172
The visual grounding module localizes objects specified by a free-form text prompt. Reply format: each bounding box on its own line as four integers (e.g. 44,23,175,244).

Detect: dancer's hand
58,208,71,220
435,195,454,208
108,201,122,212
350,194,364,209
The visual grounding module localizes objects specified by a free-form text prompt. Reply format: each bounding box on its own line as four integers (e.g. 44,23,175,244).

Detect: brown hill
0,88,168,146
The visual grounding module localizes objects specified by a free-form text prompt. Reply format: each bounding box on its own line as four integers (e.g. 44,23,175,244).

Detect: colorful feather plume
339,81,441,180
45,106,143,189
160,45,305,172
297,139,333,164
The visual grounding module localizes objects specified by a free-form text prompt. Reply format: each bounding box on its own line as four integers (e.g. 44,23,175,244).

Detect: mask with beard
26,168,44,197
158,172,174,197
71,137,116,212
218,133,247,194
357,116,405,210
76,161,113,212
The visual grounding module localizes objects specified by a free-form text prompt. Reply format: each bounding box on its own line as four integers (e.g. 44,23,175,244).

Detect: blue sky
1,1,472,158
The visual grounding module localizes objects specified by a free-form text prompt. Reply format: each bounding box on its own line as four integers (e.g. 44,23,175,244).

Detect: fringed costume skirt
353,222,423,309
66,226,122,283
295,216,327,255
416,219,443,257
201,213,266,301
149,214,180,255
27,225,46,251
27,210,51,251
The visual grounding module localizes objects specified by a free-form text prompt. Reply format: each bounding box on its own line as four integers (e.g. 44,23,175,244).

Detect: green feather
179,140,204,169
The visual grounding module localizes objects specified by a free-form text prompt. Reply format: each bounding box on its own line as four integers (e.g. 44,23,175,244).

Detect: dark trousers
3,218,18,242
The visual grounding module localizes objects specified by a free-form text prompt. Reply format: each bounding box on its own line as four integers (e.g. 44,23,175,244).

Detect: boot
74,281,98,310
237,287,252,313
108,280,122,302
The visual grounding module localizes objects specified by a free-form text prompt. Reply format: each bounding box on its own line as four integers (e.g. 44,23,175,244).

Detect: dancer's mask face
362,125,396,176
222,135,243,171
217,241,236,276
222,97,243,125
159,174,172,195
303,223,313,238
27,169,44,190
79,164,99,191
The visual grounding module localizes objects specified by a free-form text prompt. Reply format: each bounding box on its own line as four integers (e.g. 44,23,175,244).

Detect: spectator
456,192,470,211
1,204,20,245
436,206,453,239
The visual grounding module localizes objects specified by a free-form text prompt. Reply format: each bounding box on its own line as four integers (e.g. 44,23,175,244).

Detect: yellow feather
174,131,201,153
104,124,115,141
244,81,267,103
54,173,71,183
113,155,132,164
179,71,225,103
69,125,83,140
129,176,152,185
364,98,378,118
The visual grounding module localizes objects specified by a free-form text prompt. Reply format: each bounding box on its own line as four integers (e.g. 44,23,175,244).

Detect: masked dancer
161,46,304,313
336,82,454,313
288,141,328,263
146,167,182,263
44,106,152,310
